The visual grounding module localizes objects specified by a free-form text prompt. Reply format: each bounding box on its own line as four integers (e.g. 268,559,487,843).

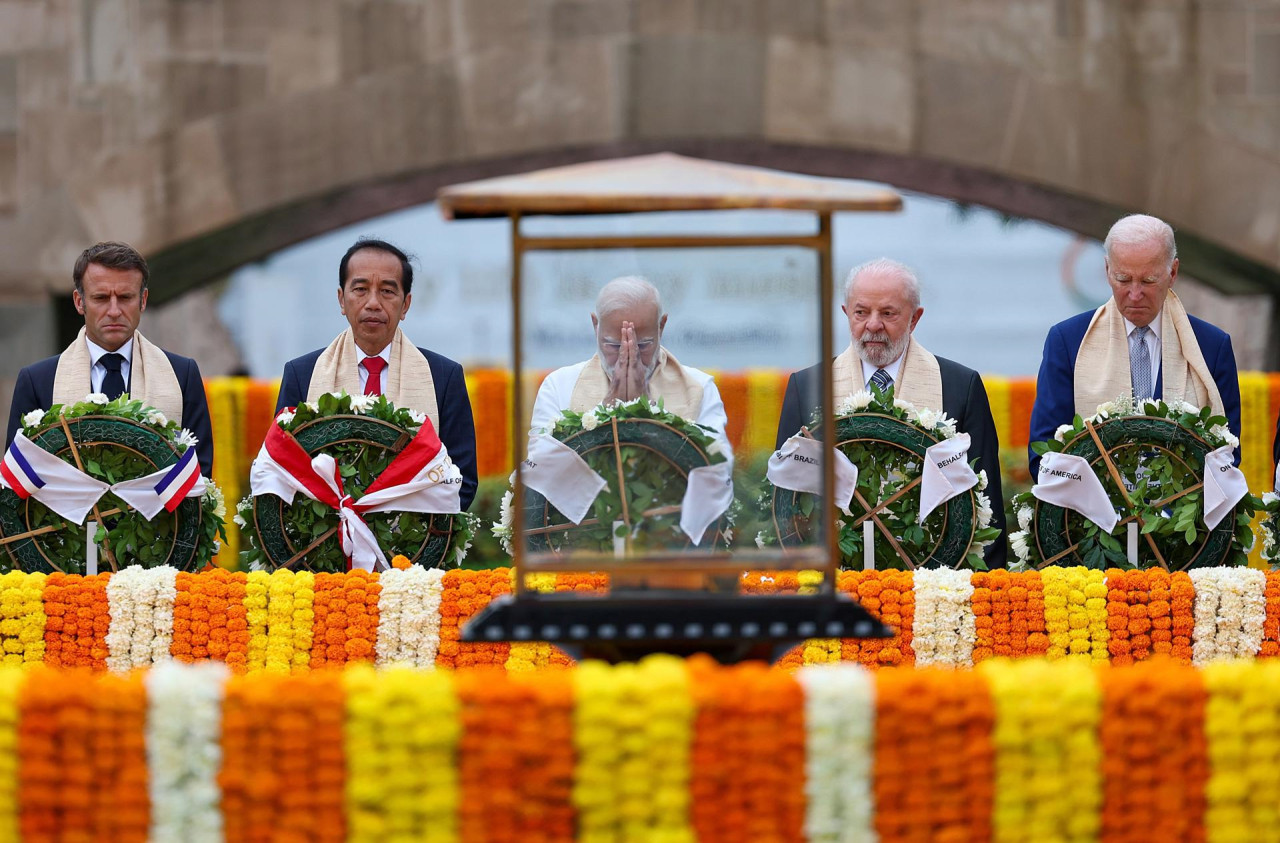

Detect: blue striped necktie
870,368,893,393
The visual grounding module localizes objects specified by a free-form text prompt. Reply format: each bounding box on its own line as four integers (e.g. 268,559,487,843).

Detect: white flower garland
375,566,446,667
910,567,977,666
1190,567,1267,665
105,565,178,673
799,664,876,843
147,662,227,843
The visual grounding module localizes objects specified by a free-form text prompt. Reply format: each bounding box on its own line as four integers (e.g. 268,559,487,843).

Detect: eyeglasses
601,340,656,353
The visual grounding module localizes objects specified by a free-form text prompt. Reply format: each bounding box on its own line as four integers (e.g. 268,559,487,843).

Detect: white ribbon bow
1032,451,1118,533
766,435,858,513
1203,445,1248,530
918,433,979,522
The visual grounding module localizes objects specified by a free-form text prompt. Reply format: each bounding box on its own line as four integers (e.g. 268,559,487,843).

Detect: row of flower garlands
1,565,1280,672
2,655,1280,843
205,369,1280,484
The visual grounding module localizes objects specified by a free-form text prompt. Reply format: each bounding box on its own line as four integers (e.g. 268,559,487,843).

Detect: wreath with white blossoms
493,397,735,556
237,391,476,572
758,386,998,570
1011,396,1259,571
0,394,226,573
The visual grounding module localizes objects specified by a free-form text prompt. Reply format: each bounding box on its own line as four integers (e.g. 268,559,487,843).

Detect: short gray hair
1104,214,1177,268
594,275,665,321
843,258,921,310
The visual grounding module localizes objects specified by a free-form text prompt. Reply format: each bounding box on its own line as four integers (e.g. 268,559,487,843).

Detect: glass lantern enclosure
440,154,900,662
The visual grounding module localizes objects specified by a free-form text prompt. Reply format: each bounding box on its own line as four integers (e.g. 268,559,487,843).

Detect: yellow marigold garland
343,665,460,843
0,572,46,666
1202,659,1280,843
1041,567,1108,661
506,572,558,672
981,658,1103,843
574,656,696,843
261,570,315,673
244,570,269,671
0,668,20,841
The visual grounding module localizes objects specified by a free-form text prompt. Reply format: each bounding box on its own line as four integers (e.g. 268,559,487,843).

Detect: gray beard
853,331,909,369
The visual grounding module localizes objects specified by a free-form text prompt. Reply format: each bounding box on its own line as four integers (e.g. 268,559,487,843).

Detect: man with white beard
529,276,728,442
775,258,1006,566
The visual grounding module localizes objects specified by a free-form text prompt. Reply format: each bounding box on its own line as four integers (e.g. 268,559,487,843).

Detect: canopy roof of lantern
436,152,903,219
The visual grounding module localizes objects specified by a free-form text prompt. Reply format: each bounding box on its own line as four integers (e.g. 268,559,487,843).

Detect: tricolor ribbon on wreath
0,431,204,524
249,416,461,571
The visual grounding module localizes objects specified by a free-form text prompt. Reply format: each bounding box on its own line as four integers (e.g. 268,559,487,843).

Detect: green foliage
764,385,993,570
524,398,730,555
1012,397,1254,571
2,396,225,573
237,391,473,572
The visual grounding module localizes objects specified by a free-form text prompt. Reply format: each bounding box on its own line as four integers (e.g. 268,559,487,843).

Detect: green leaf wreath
0,393,226,573
1011,396,1259,571
758,386,999,571
494,397,734,556
237,391,476,572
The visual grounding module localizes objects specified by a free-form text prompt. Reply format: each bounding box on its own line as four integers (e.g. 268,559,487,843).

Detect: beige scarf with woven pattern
1073,291,1222,417
832,336,945,412
306,328,439,428
52,328,183,421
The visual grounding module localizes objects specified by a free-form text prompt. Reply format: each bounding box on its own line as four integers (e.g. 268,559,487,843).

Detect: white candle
863,520,875,571
613,520,626,559
86,521,98,576
1127,521,1138,566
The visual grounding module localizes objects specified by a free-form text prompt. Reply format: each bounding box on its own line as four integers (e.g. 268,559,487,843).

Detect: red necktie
362,357,386,396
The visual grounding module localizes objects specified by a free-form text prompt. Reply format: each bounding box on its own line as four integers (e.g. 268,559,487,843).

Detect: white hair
842,258,921,310
1104,214,1177,268
594,275,665,321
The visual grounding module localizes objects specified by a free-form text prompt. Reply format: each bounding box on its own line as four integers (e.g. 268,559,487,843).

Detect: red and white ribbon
249,419,461,571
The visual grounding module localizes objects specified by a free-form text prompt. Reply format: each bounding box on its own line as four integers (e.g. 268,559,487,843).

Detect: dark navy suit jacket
275,346,478,511
6,349,214,477
1028,310,1241,474
775,355,1007,568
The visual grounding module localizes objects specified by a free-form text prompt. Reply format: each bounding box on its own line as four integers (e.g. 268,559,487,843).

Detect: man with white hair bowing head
775,257,1006,567
529,276,727,440
1029,214,1240,473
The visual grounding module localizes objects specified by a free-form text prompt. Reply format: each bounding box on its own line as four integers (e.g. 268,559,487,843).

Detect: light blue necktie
1130,326,1152,401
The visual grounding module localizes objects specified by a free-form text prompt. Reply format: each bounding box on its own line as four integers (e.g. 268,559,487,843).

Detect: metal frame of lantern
438,154,902,660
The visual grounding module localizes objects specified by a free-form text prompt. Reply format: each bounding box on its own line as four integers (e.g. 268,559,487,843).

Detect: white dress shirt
860,354,905,391
1123,314,1162,391
356,344,392,393
86,337,134,395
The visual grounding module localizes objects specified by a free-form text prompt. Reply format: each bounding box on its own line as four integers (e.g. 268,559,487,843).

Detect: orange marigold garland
41,573,109,670
873,668,995,842
90,672,149,842
1170,572,1197,663
436,570,511,669
838,570,915,668
172,569,250,673
309,571,380,669
971,570,1049,661
688,657,806,842
1260,570,1280,658
1099,658,1207,843
220,672,347,843
18,668,99,841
